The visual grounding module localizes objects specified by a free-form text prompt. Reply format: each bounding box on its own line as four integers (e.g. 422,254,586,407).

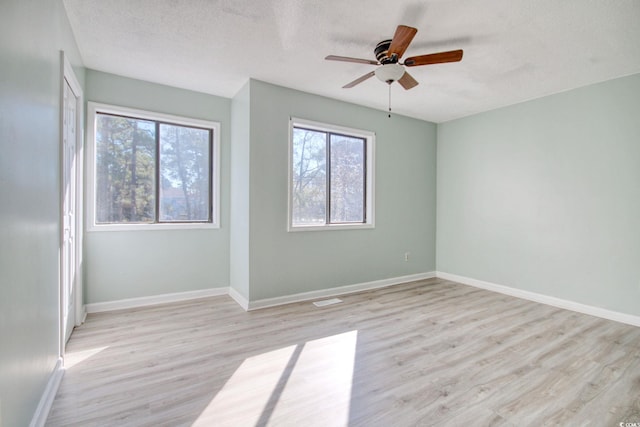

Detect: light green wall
0,0,85,425
229,82,251,299
245,80,437,300
437,73,640,316
84,70,231,303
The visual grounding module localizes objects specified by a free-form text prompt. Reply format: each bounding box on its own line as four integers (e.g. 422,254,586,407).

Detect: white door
62,77,78,344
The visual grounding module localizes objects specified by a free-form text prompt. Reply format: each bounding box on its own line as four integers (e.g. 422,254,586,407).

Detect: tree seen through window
95,113,212,224
292,126,366,226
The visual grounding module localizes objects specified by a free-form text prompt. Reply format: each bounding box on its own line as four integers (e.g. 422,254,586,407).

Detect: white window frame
86,102,221,231
288,117,375,232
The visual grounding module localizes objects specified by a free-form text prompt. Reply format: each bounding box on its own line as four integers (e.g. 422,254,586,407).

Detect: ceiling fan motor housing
375,40,395,64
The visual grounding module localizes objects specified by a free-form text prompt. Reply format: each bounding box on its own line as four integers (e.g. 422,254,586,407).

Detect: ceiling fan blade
325,55,379,66
388,25,418,60
343,71,376,88
397,71,419,90
404,49,463,67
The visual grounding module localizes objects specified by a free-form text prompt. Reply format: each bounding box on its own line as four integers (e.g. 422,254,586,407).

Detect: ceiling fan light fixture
375,63,405,84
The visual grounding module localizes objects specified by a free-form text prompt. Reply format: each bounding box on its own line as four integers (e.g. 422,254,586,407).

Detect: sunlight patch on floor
270,330,358,425
194,330,358,426
64,346,109,369
194,344,298,426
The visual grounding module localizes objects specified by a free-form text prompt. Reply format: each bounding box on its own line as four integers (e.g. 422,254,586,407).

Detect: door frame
59,51,85,355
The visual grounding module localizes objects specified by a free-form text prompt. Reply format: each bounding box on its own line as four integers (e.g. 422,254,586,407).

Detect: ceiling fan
325,25,463,91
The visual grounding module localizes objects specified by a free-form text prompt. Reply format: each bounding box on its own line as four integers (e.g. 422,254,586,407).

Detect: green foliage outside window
95,113,211,224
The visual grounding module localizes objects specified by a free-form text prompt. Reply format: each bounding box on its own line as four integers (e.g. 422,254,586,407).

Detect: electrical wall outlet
404,252,410,262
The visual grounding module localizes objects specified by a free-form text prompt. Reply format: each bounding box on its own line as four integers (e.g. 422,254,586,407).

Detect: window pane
330,134,365,223
159,124,211,222
95,114,156,223
292,128,327,226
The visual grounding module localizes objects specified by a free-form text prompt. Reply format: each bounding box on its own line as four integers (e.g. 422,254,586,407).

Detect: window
289,118,375,231
87,102,220,230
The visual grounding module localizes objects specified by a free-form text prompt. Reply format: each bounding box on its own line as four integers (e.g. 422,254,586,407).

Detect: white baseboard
29,358,64,427
80,272,639,328
83,274,437,314
437,271,640,328
247,272,437,311
85,287,229,313
228,287,249,311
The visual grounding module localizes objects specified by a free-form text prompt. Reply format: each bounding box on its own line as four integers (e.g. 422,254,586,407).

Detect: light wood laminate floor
47,278,640,426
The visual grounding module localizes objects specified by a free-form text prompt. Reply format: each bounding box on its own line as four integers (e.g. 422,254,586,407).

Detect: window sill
87,222,220,232
287,223,374,232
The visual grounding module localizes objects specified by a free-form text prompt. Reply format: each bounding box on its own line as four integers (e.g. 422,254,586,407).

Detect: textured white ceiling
63,0,640,123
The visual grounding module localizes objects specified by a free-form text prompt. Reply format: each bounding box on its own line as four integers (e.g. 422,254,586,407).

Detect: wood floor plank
46,279,640,426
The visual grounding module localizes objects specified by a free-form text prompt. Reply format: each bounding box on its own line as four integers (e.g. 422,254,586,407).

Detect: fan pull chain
388,83,392,118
